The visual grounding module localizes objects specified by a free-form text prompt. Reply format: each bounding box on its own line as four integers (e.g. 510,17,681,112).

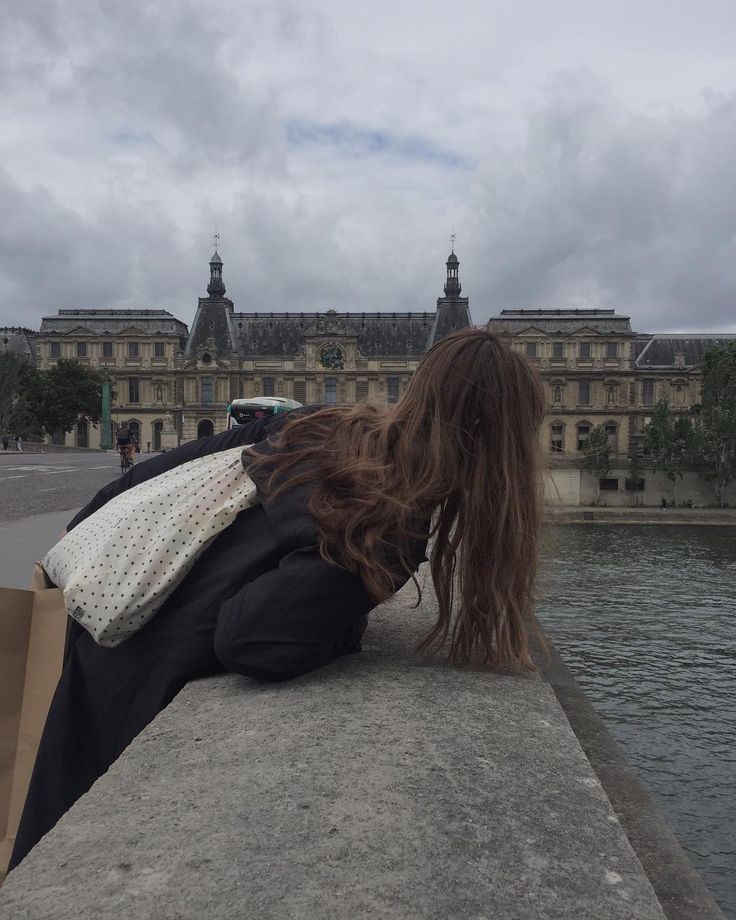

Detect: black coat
10,406,428,870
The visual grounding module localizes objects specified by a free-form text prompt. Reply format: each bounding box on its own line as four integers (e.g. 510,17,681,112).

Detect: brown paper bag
0,564,67,882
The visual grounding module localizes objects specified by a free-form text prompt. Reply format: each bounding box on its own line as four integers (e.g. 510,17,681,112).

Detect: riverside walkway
0,569,725,919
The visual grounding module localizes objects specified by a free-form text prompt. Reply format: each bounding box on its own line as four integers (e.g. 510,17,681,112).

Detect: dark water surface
538,524,736,919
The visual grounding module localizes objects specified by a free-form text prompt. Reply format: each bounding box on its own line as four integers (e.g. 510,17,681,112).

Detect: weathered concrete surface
0,577,670,920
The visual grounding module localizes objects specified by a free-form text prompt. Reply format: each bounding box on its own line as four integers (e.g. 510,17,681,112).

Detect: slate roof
0,328,37,362
40,309,189,337
635,335,736,369
487,309,633,336
231,312,438,357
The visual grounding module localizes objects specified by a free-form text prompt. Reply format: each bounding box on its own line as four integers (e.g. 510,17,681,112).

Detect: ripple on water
538,524,736,920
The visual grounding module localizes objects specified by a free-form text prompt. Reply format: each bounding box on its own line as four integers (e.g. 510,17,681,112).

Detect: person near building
9,328,545,871
14,435,22,452
2,433,9,450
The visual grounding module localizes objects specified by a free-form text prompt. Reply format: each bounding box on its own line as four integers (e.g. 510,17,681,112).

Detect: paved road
0,452,127,523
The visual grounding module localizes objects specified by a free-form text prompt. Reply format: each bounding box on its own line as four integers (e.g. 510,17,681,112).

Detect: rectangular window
102,341,113,357
325,377,337,404
293,380,306,403
577,424,590,451
128,378,140,403
154,342,165,358
128,342,139,358
604,423,617,450
550,424,564,453
642,379,654,406
49,341,61,358
76,420,88,448
579,342,591,359
201,377,214,404
76,341,87,357
578,381,590,405
262,377,275,397
387,377,400,404
625,478,646,492
599,478,619,491
606,342,618,359
356,380,369,402
525,342,537,358
552,341,564,360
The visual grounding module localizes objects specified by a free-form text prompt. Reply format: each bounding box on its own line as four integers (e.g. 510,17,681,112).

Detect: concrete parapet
0,576,711,919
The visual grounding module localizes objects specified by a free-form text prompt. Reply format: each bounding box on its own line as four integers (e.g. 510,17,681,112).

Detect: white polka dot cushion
42,445,260,647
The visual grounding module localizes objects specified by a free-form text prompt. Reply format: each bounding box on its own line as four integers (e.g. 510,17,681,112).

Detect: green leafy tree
580,424,612,506
690,341,736,505
0,352,42,440
28,358,106,436
642,399,694,507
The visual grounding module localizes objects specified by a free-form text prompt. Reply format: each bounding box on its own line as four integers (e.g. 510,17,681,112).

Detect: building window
599,478,619,491
293,380,306,403
577,423,591,451
642,379,654,406
325,377,337,404
102,341,113,357
128,378,140,403
76,341,87,357
49,341,61,358
578,381,590,406
674,385,684,406
51,429,65,446
356,380,369,402
128,342,139,358
552,342,564,360
525,342,537,358
387,377,400,404
605,422,618,451
201,377,214,404
154,342,165,358
553,385,563,404
550,423,564,453
76,420,88,448
128,421,140,443
262,377,275,397
606,342,618,359
579,342,591,359
625,478,646,492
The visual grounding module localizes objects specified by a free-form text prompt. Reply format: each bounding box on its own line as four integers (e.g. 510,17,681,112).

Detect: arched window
153,420,164,451
197,419,215,439
577,422,591,451
550,423,564,453
128,420,141,444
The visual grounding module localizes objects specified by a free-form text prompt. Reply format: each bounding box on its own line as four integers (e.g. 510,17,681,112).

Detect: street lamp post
100,377,112,450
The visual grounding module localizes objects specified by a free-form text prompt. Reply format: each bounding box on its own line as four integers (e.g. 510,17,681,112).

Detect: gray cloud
2,2,736,333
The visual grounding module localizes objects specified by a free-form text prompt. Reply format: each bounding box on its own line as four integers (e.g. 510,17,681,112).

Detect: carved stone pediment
304,313,357,338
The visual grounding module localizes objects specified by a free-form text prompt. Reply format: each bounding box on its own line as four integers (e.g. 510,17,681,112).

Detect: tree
690,341,736,505
579,424,612,506
642,399,694,507
0,352,42,440
27,359,106,436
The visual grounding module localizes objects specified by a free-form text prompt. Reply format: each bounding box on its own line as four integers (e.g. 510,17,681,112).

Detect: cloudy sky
2,0,736,333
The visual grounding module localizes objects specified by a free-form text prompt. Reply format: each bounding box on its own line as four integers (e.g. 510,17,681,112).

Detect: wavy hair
244,328,545,671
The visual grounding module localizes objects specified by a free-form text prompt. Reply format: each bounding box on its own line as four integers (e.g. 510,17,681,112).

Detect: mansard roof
232,311,437,357
0,327,37,362
487,309,633,336
635,334,736,369
40,309,189,337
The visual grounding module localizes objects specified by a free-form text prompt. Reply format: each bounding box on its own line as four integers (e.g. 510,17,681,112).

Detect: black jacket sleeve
213,545,377,681
66,407,322,531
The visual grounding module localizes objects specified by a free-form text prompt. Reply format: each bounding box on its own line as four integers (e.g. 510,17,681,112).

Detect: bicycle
119,445,135,475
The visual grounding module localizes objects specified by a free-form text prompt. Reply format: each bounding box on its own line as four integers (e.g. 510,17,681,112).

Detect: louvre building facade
4,249,734,505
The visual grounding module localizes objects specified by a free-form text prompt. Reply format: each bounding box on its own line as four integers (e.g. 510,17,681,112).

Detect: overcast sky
2,0,736,333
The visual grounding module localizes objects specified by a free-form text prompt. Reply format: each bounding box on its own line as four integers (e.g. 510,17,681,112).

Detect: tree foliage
642,398,695,505
27,359,106,435
691,340,736,504
0,352,42,439
579,424,612,505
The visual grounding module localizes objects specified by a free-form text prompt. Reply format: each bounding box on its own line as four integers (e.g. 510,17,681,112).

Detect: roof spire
444,239,461,298
207,242,226,297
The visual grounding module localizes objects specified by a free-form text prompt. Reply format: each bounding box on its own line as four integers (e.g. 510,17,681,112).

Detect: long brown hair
244,328,545,671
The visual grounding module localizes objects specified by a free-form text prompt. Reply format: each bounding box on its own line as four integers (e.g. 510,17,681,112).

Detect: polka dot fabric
42,445,260,647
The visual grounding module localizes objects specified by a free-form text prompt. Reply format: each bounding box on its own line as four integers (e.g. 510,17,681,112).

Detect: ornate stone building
487,309,736,504
30,248,472,448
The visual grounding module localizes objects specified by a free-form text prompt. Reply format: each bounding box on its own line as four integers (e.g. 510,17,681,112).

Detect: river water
537,524,736,920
